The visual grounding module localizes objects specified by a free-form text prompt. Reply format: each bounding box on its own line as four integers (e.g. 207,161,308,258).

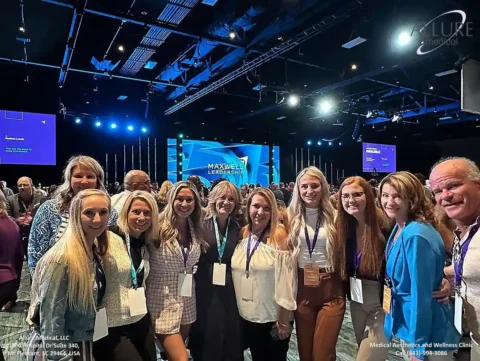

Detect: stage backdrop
167,138,280,187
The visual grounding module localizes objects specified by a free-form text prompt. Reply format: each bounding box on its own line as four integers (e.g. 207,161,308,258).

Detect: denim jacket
27,257,100,361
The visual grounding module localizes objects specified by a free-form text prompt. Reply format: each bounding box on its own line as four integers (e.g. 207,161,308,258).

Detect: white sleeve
274,249,297,311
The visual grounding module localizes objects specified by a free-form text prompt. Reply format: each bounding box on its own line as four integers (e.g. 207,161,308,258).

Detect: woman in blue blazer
379,171,460,361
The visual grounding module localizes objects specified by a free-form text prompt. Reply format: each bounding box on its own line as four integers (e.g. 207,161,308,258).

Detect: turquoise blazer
384,221,460,359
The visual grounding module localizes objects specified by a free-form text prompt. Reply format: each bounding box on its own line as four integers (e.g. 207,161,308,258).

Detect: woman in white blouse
231,187,296,361
286,166,345,361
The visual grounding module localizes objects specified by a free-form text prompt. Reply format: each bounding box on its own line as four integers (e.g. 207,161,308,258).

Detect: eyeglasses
125,181,151,190
341,192,365,201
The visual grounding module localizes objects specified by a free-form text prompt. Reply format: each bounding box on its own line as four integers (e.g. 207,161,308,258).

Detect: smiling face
215,190,235,217
71,165,98,195
430,160,480,226
80,195,110,240
174,187,195,219
128,199,152,235
341,183,366,217
381,183,409,223
299,174,322,208
249,194,271,230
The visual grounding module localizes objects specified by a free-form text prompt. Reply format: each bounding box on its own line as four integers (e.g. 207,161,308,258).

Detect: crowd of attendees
0,155,479,361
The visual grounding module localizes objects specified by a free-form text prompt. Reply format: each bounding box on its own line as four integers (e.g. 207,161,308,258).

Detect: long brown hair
336,177,385,280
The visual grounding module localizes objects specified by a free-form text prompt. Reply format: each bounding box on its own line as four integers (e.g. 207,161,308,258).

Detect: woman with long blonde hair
286,166,344,361
27,189,111,360
157,180,173,212
380,171,459,361
146,181,204,361
190,181,244,361
93,191,159,361
28,155,117,275
231,188,296,361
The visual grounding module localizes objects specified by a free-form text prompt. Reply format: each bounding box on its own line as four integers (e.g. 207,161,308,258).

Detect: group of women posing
26,155,460,361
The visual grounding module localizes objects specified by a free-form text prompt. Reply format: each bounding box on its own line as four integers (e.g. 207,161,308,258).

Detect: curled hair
336,177,385,280
379,171,437,227
54,155,107,212
157,180,173,205
287,167,338,272
205,181,241,220
156,181,205,248
118,191,160,246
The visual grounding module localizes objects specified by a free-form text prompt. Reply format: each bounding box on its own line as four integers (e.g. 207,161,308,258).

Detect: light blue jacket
384,221,460,360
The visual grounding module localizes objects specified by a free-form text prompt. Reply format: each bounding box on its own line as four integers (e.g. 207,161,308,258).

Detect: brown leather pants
295,268,346,361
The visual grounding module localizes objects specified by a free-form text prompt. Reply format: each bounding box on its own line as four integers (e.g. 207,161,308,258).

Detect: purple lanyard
454,226,479,286
245,233,261,278
181,246,190,270
304,226,320,258
352,237,362,273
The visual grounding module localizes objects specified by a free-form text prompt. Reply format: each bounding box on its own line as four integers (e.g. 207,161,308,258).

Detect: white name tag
178,273,193,297
128,287,148,317
454,292,463,335
213,263,226,286
93,308,108,341
349,277,363,304
241,275,254,301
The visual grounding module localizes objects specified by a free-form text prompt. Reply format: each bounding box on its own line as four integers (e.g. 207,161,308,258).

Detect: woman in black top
189,181,244,361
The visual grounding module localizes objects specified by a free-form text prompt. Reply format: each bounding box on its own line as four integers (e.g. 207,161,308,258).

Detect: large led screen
167,139,279,187
0,109,56,165
362,142,396,173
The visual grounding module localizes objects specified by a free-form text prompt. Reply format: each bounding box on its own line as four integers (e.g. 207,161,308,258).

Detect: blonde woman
190,181,243,361
27,189,111,361
231,188,296,361
286,166,344,361
28,155,117,275
157,180,173,212
146,181,204,361
93,191,159,361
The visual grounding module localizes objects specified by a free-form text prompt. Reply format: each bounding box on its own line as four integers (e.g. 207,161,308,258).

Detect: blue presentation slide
362,142,396,173
0,110,56,165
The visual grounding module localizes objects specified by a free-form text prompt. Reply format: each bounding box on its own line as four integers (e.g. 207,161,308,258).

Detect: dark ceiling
1,0,480,147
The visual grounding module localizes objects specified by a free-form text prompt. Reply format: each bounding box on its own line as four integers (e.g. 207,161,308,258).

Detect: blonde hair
157,180,173,204
379,171,437,226
287,166,338,271
205,181,241,219
54,155,107,212
241,188,279,246
0,191,6,217
44,189,110,314
156,181,204,248
118,191,159,245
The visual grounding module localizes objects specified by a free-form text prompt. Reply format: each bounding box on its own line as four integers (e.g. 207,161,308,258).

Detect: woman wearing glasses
380,172,459,361
190,181,244,361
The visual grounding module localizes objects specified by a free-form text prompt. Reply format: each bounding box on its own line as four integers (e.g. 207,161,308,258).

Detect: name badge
241,275,254,301
128,287,148,317
213,263,226,286
178,273,193,297
349,277,363,304
93,308,109,341
382,285,391,314
303,264,319,287
454,292,463,334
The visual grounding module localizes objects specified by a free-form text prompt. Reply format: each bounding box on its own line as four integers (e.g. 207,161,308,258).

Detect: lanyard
213,215,230,263
245,232,263,278
124,234,145,289
92,249,106,305
304,225,320,258
352,235,362,274
454,226,479,287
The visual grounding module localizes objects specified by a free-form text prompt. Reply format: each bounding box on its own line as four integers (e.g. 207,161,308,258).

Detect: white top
455,218,480,341
231,236,297,323
297,207,328,268
111,191,132,214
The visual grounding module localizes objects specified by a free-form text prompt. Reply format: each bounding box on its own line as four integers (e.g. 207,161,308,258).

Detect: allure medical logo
411,10,473,55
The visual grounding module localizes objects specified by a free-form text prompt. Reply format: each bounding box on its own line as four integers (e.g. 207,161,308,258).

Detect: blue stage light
127,125,134,131
317,141,322,146
95,121,101,127
75,118,81,124
110,123,117,129
141,127,147,133
329,142,332,146
307,140,312,146
178,133,184,138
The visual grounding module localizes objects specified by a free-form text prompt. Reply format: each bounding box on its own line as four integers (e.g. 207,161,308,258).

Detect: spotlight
339,142,342,146
229,30,236,39
178,133,184,138
118,45,125,52
75,118,81,124
19,26,25,33
398,31,411,46
351,64,357,70
110,123,117,129
127,125,134,131
307,140,312,146
429,86,434,90
319,99,333,113
317,141,322,146
141,127,147,133
288,95,299,107
95,121,101,127
329,142,332,146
